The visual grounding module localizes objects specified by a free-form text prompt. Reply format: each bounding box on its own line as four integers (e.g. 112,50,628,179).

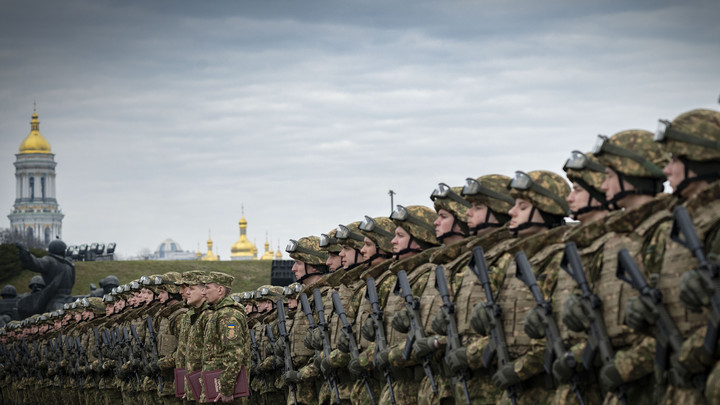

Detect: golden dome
202,237,218,261
275,244,283,260
19,109,51,154
259,238,274,260
231,213,257,259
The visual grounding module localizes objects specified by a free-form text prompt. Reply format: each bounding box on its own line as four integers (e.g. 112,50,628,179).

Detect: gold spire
275,242,283,259
231,205,257,260
260,232,274,260
201,230,218,261
19,104,52,154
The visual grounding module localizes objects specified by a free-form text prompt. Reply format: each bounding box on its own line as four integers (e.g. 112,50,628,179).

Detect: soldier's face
360,237,378,263
74,312,82,322
202,283,224,304
106,305,114,317
186,284,206,307
288,298,298,310
292,260,309,280
339,245,358,269
601,168,634,206
39,324,48,334
158,290,170,303
256,300,273,313
466,202,497,229
508,198,545,237
391,226,421,259
434,209,460,238
325,254,342,272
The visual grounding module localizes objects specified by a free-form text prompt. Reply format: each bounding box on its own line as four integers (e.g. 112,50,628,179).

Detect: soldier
562,129,670,405
284,236,330,405
564,151,610,223
320,228,344,272
652,108,720,404
180,270,211,402
249,285,286,405
200,271,250,403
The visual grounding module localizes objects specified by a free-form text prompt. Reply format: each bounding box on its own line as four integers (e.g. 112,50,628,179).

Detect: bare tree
0,228,47,250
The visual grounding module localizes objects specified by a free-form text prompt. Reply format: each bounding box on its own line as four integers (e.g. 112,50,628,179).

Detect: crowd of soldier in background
1,106,719,405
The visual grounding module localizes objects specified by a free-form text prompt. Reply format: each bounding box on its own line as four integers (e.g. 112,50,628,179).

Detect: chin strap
570,194,609,220
296,263,327,283
672,158,720,197
508,206,550,237
436,216,468,243
393,235,423,259
469,209,504,236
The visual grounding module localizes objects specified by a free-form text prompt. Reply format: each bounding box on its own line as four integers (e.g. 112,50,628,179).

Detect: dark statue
15,239,76,316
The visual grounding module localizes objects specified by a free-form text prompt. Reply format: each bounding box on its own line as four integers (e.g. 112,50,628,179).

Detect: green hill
4,259,273,296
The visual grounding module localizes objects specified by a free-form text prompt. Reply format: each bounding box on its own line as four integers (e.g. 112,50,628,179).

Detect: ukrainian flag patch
227,324,235,329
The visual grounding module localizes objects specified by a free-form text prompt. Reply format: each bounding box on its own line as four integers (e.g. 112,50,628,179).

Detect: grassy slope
5,260,272,296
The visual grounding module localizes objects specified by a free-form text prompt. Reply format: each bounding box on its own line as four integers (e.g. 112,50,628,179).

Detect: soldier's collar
430,237,472,264
360,260,393,281
388,246,439,275
509,225,568,257
562,214,611,248
339,263,368,286
605,193,674,233
684,179,720,215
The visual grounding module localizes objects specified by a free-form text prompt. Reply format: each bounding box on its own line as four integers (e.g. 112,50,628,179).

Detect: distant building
8,106,64,246
200,235,219,261
152,238,196,260
259,236,274,260
230,207,257,260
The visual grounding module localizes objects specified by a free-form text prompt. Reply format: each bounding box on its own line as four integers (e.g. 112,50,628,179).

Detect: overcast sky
1,0,719,259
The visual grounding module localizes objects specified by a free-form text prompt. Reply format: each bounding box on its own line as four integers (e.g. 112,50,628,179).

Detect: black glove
492,362,521,390
679,270,713,313
348,358,363,377
361,318,376,342
283,370,300,385
274,338,285,357
311,328,325,351
470,302,493,336
552,356,574,383
337,332,350,354
523,307,546,339
624,296,657,331
304,330,315,351
600,362,624,392
446,347,469,375
562,294,588,332
412,336,437,359
431,311,448,336
320,356,334,379
374,348,389,370
391,310,411,333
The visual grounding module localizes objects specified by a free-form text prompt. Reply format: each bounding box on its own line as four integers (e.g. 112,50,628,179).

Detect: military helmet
655,109,720,162
282,282,303,298
592,129,667,179
29,275,46,289
430,184,470,222
318,228,342,254
563,151,608,207
48,239,67,256
0,285,17,298
253,285,286,304
81,297,106,315
359,216,395,253
155,272,182,294
390,205,439,247
461,174,515,217
508,170,570,217
335,221,365,251
286,236,329,266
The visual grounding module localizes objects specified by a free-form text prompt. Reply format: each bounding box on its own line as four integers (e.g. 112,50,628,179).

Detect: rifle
393,270,437,395
32,340,43,383
277,299,298,405
561,241,626,403
469,246,519,405
312,288,341,404
75,335,94,389
299,293,317,330
331,291,375,405
516,250,585,405
119,326,139,394
129,323,149,378
670,205,720,356
93,326,106,389
66,336,81,390
249,329,269,393
616,248,686,387
434,265,470,405
366,277,396,404
145,317,163,391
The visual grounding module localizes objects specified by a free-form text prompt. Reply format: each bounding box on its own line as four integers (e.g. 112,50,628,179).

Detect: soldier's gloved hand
599,362,624,392
562,294,588,332
470,302,493,336
391,310,411,333
337,332,350,353
274,338,286,357
625,296,657,331
283,370,301,385
447,347,469,375
320,356,334,379
431,311,448,336
311,328,325,351
265,343,275,357
492,362,521,390
374,348,390,370
348,358,363,377
361,318,376,342
412,336,438,359
313,352,322,371
552,356,574,383
149,359,159,373
304,330,315,350
679,270,712,313
274,355,284,370
524,307,546,339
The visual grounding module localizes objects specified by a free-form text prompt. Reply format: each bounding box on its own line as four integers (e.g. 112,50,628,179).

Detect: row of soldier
1,106,719,405
241,107,720,405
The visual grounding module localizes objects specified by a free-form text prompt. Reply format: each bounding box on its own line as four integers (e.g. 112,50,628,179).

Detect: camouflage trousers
453,369,501,405
551,383,603,405
350,374,382,405
417,374,454,405
497,381,553,405
601,375,654,405
378,378,418,405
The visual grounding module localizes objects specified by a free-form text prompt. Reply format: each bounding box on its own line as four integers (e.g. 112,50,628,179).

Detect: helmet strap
393,235,423,259
508,207,551,237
